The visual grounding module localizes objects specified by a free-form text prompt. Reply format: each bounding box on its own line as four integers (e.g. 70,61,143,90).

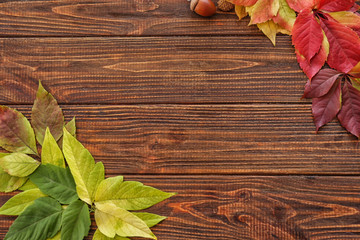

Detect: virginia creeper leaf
42,128,65,168
235,5,247,20
248,0,280,25
350,77,360,91
0,106,38,155
63,128,98,204
303,68,342,98
296,32,329,79
0,188,46,215
0,166,27,193
18,179,37,191
95,178,175,211
318,0,355,12
273,0,296,32
285,0,319,12
292,9,323,62
4,197,62,240
95,202,156,239
350,62,360,78
132,212,166,228
226,0,257,6
61,200,91,240
328,11,360,37
0,153,40,177
31,81,64,145
320,17,360,73
312,78,342,131
93,229,130,240
30,164,78,204
338,81,360,138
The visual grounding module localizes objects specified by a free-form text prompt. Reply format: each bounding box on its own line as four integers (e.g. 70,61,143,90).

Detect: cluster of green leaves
0,82,175,240
225,0,360,137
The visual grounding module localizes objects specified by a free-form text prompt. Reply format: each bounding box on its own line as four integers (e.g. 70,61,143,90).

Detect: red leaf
286,0,319,12
248,0,279,24
319,0,355,12
327,11,360,36
312,78,341,131
296,38,328,79
303,68,342,98
320,18,360,73
227,0,257,6
338,81,360,137
292,9,323,62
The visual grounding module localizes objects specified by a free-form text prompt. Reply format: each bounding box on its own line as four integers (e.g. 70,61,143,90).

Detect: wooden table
1,1,360,239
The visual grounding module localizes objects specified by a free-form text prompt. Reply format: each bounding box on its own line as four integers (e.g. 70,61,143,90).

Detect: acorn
190,0,217,17
217,0,234,12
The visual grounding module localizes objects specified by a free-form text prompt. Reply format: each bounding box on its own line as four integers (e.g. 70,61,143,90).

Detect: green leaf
132,212,166,228
88,162,105,203
93,229,130,240
18,179,37,191
4,197,62,240
0,166,27,192
42,128,65,168
61,200,91,240
0,106,38,155
95,179,175,211
62,128,100,204
95,202,156,239
31,81,64,145
30,164,78,204
0,188,46,215
0,153,40,177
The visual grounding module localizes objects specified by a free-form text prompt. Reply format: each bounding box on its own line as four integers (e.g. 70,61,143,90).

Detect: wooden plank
0,36,307,105
5,105,359,175
0,0,261,37
2,175,360,239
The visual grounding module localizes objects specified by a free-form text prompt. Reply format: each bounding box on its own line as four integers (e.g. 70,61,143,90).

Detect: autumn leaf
303,68,342,98
273,0,296,32
286,0,319,12
312,78,342,131
318,0,356,12
235,5,248,20
292,9,323,62
31,81,64,145
296,30,329,79
320,17,360,73
227,0,257,6
247,0,280,25
328,11,360,37
0,106,38,155
338,80,360,138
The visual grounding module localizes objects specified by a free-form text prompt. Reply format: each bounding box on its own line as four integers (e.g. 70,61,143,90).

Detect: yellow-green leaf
0,188,46,215
62,128,97,204
42,128,65,168
0,166,27,193
0,153,40,177
18,179,37,191
47,231,61,240
93,229,130,240
95,178,175,211
257,20,278,46
65,117,76,138
273,0,296,32
88,162,105,203
95,202,156,239
132,212,166,228
0,106,38,155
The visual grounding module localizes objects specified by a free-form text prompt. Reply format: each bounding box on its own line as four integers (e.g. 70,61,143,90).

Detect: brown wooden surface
1,0,360,239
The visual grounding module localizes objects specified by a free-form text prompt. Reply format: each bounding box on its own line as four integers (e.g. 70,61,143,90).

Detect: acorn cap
217,0,234,11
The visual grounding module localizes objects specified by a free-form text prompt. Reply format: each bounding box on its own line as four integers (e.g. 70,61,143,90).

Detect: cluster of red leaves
228,0,360,137
291,0,360,137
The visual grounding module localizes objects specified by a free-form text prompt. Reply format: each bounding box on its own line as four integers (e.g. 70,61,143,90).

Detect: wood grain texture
0,36,307,105
0,0,261,37
2,175,360,240
4,105,359,175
